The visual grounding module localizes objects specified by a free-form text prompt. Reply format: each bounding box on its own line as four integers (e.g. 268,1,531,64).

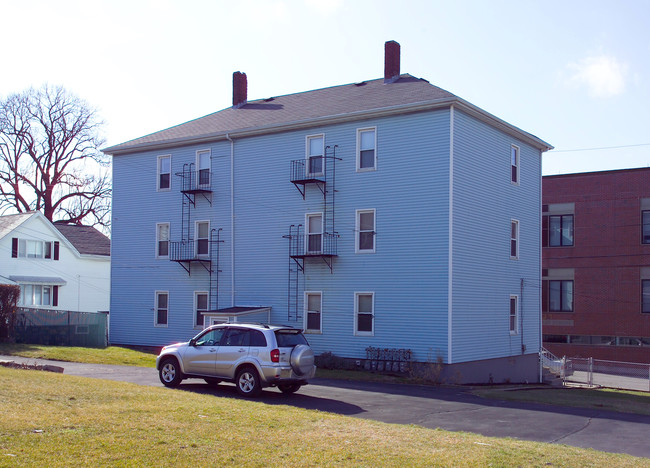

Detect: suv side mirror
189,338,197,347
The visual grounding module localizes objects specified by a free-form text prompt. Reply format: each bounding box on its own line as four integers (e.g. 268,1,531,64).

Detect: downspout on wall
448,105,454,365
226,133,235,307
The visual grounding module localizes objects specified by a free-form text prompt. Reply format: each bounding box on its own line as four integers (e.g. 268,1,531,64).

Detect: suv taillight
271,349,280,363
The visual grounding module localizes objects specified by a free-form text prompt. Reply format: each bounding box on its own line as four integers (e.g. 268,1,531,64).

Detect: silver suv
156,323,316,397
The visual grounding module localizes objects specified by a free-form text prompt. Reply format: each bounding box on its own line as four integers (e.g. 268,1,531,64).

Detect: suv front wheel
236,367,262,397
159,357,183,387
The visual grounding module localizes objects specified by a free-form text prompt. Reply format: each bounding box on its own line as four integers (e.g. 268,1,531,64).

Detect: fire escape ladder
284,224,303,321
209,228,224,311
286,146,340,321
323,145,339,253
170,162,214,277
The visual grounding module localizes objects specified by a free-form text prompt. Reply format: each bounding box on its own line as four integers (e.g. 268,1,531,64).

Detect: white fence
565,357,650,392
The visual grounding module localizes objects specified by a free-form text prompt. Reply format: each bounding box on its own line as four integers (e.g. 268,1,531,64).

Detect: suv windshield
275,330,308,347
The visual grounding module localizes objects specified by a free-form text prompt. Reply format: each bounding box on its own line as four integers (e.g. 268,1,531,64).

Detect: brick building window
549,280,573,312
549,215,574,246
642,210,650,244
642,280,650,313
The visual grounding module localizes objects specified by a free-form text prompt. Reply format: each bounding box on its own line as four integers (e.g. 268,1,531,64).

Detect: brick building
542,168,650,363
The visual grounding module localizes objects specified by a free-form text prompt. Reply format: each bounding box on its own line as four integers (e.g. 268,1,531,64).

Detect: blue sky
2,0,648,175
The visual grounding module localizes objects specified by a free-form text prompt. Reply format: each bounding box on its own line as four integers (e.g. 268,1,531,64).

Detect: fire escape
285,145,340,321
169,162,223,311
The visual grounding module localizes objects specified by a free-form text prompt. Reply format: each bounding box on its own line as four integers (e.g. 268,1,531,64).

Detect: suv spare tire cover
290,344,314,376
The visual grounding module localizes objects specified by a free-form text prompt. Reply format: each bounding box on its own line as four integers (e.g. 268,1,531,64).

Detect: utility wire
549,143,650,153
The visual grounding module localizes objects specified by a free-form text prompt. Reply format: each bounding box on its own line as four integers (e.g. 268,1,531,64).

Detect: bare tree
0,85,111,230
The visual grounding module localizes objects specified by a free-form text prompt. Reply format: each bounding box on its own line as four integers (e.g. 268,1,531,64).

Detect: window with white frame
355,292,374,336
510,220,519,259
11,238,58,260
306,213,323,254
305,292,322,333
307,135,324,176
195,292,208,327
511,145,519,184
196,221,209,257
509,295,518,334
20,284,58,307
158,155,171,191
356,209,375,253
357,128,376,171
197,150,211,187
155,291,168,326
156,223,170,258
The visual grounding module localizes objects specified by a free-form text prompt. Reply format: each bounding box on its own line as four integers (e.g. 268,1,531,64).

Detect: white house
0,211,110,313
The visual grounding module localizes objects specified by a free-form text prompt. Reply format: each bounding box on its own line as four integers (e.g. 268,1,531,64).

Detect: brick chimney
384,40,401,83
232,71,247,108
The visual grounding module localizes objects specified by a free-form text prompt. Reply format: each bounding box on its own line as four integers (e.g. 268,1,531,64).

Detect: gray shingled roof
0,212,32,241
53,224,111,256
104,73,552,155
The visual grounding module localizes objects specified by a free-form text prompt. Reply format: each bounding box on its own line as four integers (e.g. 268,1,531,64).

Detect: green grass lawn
0,343,157,367
0,367,646,468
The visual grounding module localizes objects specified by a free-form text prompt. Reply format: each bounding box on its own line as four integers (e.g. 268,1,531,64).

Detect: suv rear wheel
159,357,183,387
236,367,262,397
278,383,301,394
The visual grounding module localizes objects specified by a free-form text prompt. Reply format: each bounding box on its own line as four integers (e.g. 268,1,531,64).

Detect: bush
0,284,20,342
315,351,348,370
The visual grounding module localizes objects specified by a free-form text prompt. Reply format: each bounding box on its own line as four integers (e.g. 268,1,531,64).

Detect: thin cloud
304,0,344,16
566,55,628,98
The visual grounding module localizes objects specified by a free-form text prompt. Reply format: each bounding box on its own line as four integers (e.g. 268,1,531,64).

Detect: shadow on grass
175,380,366,416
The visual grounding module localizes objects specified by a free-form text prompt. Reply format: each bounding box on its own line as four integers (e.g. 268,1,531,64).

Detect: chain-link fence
13,308,108,348
566,357,650,392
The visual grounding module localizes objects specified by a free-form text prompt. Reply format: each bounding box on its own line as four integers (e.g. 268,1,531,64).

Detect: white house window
197,150,211,187
305,292,322,333
196,221,209,257
510,220,519,259
195,292,208,327
156,223,170,258
356,209,375,253
21,284,57,307
158,155,171,191
357,128,376,171
509,295,518,334
306,213,323,254
355,292,374,336
511,145,520,185
12,239,58,260
155,291,168,327
307,135,324,176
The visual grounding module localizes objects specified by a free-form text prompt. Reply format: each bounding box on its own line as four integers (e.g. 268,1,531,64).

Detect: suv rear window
275,330,308,347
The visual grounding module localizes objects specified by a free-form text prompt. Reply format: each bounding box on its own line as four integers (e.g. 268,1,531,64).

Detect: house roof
0,212,110,257
53,223,111,256
104,74,552,155
0,213,32,242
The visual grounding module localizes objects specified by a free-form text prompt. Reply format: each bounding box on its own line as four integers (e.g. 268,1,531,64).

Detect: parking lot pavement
2,355,649,459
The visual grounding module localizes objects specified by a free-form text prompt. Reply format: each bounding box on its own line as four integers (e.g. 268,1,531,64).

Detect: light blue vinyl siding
110,109,452,357
110,105,540,366
450,109,541,363
111,142,233,345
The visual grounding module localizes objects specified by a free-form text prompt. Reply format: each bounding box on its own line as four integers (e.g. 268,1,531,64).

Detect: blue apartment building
104,42,552,383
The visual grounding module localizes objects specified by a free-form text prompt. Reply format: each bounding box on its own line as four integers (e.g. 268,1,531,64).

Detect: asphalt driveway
2,355,649,459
